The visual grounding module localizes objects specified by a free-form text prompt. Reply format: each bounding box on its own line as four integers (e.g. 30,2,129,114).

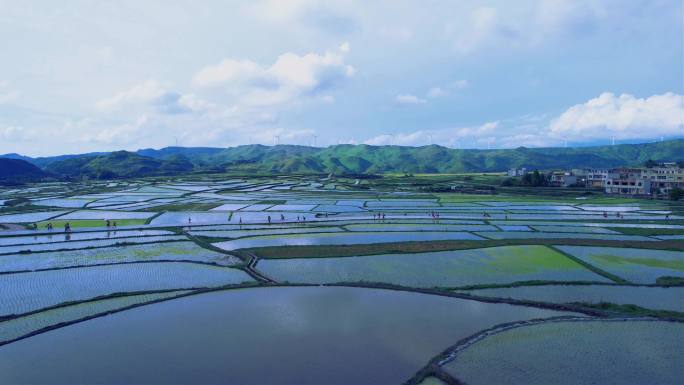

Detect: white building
640,165,683,195
582,168,609,188
507,167,527,177
605,168,651,195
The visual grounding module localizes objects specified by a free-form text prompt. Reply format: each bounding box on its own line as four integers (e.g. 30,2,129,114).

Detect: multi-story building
505,162,679,198
605,168,651,195
582,168,609,188
507,167,527,177
640,164,683,195
549,172,578,187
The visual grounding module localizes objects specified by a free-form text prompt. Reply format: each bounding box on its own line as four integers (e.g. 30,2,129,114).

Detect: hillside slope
4,139,683,175
45,151,193,178
0,158,48,182
201,140,684,173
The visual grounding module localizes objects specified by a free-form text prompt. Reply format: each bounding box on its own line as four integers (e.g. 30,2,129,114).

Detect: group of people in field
264,214,309,224
28,222,60,231
190,211,325,227
27,218,119,232
373,213,386,220
603,211,625,219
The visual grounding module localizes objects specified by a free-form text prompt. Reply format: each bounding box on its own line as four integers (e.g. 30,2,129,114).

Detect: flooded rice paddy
257,245,611,287
0,287,574,384
443,320,684,385
0,177,682,384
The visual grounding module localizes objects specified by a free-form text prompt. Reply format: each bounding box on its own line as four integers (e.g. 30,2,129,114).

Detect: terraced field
0,176,682,384
442,320,684,385
257,245,611,287
461,285,684,312
556,246,684,284
0,263,253,317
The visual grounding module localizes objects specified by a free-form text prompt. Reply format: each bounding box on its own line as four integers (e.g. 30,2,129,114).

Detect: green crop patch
556,246,684,284
256,245,610,288
36,219,147,229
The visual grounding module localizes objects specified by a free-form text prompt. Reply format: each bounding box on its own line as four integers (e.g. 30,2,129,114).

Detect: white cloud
395,94,426,105
549,92,684,141
96,80,213,114
245,0,356,34
193,44,354,108
444,1,606,54
245,0,313,23
0,81,19,104
0,91,19,104
80,45,355,152
427,80,469,98
80,115,151,145
536,0,600,38
496,133,554,148
364,121,499,146
446,7,515,54
363,91,684,149
0,125,31,141
427,87,447,98
191,60,263,88
453,79,469,89
96,80,166,111
379,26,413,42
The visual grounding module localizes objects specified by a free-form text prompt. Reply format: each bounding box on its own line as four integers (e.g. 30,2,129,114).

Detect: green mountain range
2,139,682,179
43,151,194,179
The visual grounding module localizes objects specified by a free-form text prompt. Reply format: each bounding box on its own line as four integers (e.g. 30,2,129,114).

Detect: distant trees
4,197,30,207
643,159,658,168
521,170,548,187
97,170,117,180
501,170,548,187
669,187,683,201
500,178,515,186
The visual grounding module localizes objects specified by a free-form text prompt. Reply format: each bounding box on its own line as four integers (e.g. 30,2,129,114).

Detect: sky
0,0,682,156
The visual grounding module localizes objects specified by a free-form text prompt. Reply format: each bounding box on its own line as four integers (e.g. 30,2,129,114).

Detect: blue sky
0,0,682,156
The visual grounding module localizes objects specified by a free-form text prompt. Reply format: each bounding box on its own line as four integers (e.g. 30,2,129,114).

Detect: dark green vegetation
0,158,48,183
248,238,684,260
670,187,684,201
610,227,684,236
44,151,193,179
574,302,684,321
656,276,684,286
3,139,683,177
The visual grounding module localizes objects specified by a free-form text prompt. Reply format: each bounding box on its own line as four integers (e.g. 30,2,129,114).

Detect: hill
45,151,193,179
0,158,48,183
196,140,684,174
4,139,683,176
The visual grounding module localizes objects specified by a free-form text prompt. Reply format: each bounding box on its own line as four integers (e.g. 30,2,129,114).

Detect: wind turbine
387,133,395,146
312,135,318,147
274,135,281,146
